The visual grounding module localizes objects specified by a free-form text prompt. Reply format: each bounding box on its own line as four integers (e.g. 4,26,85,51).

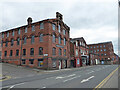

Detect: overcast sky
0,0,119,55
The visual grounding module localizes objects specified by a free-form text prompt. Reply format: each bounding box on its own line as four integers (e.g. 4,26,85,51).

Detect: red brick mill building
70,37,89,67
88,41,114,65
1,12,71,70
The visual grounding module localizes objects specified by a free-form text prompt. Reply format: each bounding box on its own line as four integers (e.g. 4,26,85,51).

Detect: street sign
44,54,48,56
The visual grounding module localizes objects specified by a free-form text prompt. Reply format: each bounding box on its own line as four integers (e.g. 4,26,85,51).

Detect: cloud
0,0,118,55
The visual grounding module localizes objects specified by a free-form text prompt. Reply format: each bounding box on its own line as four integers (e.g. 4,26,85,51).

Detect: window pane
30,48,34,55
40,23,44,29
12,31,14,36
4,51,7,57
52,34,55,43
52,24,56,30
52,48,56,56
29,59,34,64
63,30,66,35
22,59,26,64
24,37,27,44
25,27,27,33
39,47,43,55
7,32,9,37
64,49,66,56
23,49,26,56
2,33,4,38
17,38,20,45
11,39,14,46
64,38,66,45
59,48,62,55
16,49,19,56
58,25,61,33
5,41,8,47
76,49,78,56
39,34,43,42
59,36,61,44
32,25,35,31
18,29,20,34
31,36,34,43
10,50,13,56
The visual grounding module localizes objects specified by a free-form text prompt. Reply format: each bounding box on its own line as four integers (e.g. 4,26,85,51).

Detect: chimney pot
27,17,32,25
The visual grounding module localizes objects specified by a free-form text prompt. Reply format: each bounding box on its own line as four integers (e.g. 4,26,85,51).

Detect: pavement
0,64,119,89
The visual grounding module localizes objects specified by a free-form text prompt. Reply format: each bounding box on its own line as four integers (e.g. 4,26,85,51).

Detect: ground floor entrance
81,55,89,66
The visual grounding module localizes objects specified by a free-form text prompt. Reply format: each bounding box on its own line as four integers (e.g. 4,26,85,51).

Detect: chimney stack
56,12,63,21
27,17,32,25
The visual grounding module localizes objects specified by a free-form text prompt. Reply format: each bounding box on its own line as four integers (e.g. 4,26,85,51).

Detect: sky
0,0,119,55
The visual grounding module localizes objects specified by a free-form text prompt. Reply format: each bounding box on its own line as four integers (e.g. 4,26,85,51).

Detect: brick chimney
56,12,63,21
27,17,32,25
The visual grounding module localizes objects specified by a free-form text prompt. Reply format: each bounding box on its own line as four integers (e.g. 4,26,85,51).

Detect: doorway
59,60,62,69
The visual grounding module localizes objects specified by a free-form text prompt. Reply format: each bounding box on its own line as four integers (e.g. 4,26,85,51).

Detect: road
1,64,119,90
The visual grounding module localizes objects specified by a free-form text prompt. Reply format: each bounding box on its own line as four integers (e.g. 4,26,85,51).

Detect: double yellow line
93,65,120,90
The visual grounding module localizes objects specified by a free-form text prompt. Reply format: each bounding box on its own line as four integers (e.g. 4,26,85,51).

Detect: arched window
17,38,20,45
31,35,35,43
23,37,27,44
39,34,43,42
58,36,61,44
11,39,14,46
52,34,56,43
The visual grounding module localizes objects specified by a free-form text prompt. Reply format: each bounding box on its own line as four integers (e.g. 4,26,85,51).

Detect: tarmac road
1,64,119,89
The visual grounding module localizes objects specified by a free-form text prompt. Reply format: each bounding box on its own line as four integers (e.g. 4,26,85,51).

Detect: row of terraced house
0,12,119,69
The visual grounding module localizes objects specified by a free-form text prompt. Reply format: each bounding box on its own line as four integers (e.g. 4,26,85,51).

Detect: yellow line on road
93,65,120,90
0,74,11,81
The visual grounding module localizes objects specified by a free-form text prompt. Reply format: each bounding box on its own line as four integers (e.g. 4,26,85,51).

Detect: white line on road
63,75,81,82
87,71,94,74
46,76,55,79
7,83,24,90
81,76,94,83
56,74,76,79
42,87,46,88
44,69,71,72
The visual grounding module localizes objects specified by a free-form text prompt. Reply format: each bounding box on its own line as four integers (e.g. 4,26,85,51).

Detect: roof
70,37,87,45
88,41,112,46
1,13,70,33
1,18,53,33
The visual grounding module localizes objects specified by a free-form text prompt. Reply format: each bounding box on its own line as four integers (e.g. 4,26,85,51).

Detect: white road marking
87,71,94,74
44,69,71,72
56,74,76,79
63,75,81,82
46,77,55,79
7,83,24,89
81,76,94,83
42,87,46,88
